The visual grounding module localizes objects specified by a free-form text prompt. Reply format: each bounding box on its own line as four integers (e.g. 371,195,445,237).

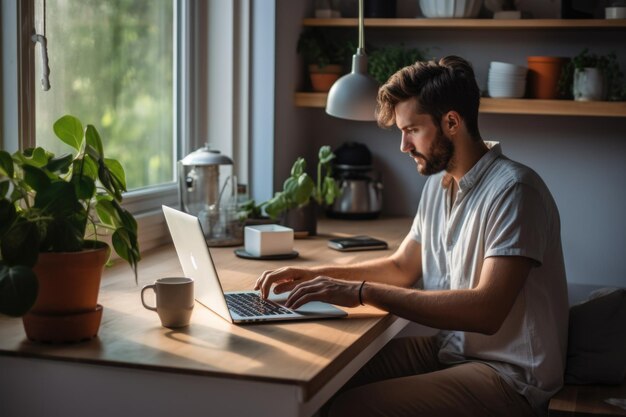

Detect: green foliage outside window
35,0,175,190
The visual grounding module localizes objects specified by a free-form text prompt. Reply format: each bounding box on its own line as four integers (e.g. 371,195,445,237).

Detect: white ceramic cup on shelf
489,61,527,76
605,7,626,19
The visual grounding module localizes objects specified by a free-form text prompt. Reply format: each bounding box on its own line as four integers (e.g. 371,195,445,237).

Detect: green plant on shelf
559,48,626,101
368,45,427,85
297,27,350,69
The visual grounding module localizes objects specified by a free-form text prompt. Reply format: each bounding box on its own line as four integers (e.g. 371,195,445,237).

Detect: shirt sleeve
484,182,548,265
409,179,432,243
409,210,422,243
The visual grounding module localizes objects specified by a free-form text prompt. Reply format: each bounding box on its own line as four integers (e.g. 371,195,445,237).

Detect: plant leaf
53,115,84,151
73,156,99,181
0,150,14,178
85,125,104,158
34,181,81,216
45,153,74,174
113,200,138,233
17,147,51,168
323,176,340,205
0,219,40,267
0,262,38,317
0,199,17,238
72,175,96,200
22,165,51,193
0,181,9,199
293,173,314,205
40,213,86,252
104,158,127,193
318,145,335,164
112,228,140,283
97,159,126,201
264,193,287,219
95,197,117,227
283,177,298,196
291,157,306,177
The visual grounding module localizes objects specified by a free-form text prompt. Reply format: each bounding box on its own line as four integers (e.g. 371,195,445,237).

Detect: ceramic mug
141,277,194,328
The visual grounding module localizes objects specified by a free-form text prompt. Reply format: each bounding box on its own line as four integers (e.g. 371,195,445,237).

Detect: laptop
162,206,347,324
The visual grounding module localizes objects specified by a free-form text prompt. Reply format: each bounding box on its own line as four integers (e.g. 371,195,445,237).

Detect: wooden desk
0,218,411,417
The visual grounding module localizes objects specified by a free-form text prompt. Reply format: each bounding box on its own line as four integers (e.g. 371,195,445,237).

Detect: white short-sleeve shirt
409,142,569,414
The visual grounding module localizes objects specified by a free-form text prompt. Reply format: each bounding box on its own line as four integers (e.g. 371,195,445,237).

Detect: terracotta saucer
22,304,103,344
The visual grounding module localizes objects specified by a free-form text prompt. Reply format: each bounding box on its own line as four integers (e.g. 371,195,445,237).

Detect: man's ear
441,111,461,136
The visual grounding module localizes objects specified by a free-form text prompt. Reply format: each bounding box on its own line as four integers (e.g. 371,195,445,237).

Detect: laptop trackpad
268,291,347,317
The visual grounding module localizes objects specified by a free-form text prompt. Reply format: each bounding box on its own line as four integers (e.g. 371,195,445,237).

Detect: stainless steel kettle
328,166,383,219
178,144,243,246
327,142,383,219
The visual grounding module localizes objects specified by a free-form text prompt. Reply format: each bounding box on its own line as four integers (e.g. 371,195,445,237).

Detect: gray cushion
564,288,626,385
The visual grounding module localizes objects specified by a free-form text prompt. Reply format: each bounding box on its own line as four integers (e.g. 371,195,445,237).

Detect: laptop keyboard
225,293,295,317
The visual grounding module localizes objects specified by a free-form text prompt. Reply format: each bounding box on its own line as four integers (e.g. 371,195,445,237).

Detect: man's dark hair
376,56,481,139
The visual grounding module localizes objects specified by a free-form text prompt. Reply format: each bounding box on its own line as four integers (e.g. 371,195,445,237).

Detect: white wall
273,0,626,287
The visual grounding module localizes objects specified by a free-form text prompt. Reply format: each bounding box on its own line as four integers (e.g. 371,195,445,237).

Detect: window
3,0,256,253
34,0,175,191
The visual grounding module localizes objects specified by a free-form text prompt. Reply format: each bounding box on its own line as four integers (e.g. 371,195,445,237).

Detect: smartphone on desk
328,235,388,252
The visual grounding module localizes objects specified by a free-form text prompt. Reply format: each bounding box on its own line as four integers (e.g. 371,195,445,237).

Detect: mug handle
141,284,157,312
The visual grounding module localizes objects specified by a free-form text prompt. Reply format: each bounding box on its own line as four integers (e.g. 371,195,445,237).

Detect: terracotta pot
527,56,569,99
309,64,343,92
22,242,110,343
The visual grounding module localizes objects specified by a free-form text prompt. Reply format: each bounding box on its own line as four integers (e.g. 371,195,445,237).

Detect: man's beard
409,129,455,176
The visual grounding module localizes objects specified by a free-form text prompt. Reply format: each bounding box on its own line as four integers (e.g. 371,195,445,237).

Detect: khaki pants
327,336,536,417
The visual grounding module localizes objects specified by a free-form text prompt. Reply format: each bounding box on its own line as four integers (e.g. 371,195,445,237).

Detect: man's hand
254,266,317,299
285,277,361,310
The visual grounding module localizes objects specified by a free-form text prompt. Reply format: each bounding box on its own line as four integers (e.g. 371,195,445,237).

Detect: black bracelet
358,280,366,306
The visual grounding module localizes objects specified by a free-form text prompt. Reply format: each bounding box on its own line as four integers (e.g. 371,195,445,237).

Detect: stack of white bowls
419,0,482,18
488,61,527,98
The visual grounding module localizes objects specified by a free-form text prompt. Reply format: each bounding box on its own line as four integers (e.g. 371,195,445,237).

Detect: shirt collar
442,141,502,192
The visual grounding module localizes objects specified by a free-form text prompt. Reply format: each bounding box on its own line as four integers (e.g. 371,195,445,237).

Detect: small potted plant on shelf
559,48,626,101
264,146,340,236
297,27,349,92
368,44,426,85
0,114,140,343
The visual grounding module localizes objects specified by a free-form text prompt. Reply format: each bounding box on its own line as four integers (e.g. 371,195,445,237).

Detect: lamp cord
358,0,364,49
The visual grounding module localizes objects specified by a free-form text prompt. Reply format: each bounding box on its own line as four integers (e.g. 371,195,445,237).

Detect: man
255,56,569,417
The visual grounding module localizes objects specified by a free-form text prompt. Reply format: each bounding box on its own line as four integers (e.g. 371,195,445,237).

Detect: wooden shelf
302,18,626,30
294,93,626,117
297,18,626,118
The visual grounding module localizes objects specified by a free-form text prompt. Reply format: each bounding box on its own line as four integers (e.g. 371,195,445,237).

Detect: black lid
334,142,372,166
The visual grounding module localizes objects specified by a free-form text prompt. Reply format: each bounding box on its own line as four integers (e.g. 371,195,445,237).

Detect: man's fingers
273,280,300,294
286,290,325,310
286,281,325,308
255,268,301,299
254,269,275,291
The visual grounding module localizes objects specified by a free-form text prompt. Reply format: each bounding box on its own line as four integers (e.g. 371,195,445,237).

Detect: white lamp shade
325,53,379,121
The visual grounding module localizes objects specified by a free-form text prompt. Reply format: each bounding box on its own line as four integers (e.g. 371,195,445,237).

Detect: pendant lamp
325,0,379,121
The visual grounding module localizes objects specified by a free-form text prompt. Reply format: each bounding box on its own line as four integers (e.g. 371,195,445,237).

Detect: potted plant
0,114,140,343
297,28,349,92
264,146,340,236
559,48,626,101
236,199,276,227
368,44,426,85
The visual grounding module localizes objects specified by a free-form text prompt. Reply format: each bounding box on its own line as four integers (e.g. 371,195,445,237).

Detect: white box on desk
244,224,294,257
